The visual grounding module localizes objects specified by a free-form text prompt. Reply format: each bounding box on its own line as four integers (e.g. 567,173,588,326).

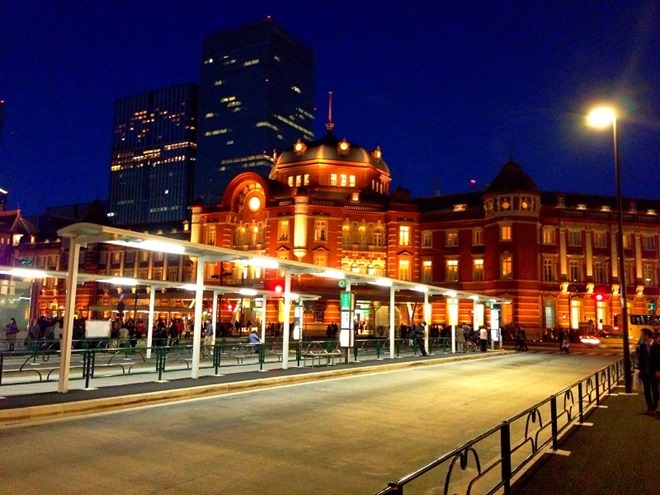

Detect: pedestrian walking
4,317,19,351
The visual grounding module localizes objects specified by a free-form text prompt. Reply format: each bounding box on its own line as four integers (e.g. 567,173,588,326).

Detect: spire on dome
325,90,335,132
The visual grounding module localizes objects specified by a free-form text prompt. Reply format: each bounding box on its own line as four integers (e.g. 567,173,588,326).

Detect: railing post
213,344,221,374
83,349,93,389
258,343,265,371
578,381,584,423
296,341,301,366
500,420,512,495
550,395,559,451
0,353,4,386
595,372,600,406
156,346,166,381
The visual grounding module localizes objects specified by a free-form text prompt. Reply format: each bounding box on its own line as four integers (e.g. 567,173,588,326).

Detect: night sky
1,0,658,216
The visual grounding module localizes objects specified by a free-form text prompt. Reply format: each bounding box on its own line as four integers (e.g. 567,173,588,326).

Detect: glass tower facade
108,84,198,226
196,19,315,204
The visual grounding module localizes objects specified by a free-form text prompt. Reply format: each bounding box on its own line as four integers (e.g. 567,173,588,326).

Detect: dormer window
338,138,350,155
453,204,467,212
576,204,587,210
372,146,382,160
500,198,510,210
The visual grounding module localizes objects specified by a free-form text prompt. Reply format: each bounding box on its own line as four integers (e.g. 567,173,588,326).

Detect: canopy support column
58,239,81,393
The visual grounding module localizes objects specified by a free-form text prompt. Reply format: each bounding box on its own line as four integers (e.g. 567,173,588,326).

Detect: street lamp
586,106,632,393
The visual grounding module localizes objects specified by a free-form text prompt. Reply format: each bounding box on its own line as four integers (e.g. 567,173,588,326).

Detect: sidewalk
0,350,498,426
511,388,659,495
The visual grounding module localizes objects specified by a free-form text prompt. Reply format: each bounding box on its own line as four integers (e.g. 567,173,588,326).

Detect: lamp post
587,106,632,393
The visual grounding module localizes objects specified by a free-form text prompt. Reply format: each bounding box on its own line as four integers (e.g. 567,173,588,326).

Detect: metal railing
0,337,451,387
373,359,624,495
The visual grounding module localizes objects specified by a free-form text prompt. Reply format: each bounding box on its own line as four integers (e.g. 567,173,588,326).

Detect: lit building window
472,228,483,246
349,175,356,187
500,225,512,241
330,174,337,186
314,253,327,267
373,228,384,247
206,225,216,245
473,259,484,281
501,255,513,280
342,224,351,246
278,220,289,242
398,259,411,281
295,175,302,187
643,262,657,285
422,260,433,283
446,230,458,247
542,227,556,245
304,174,310,186
288,176,294,187
315,220,327,242
642,235,655,250
622,233,632,249
422,231,432,248
399,225,410,246
340,174,347,187
446,260,459,282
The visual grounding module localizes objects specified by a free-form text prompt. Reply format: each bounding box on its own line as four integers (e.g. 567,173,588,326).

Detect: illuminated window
643,262,657,285
399,225,410,246
349,175,356,187
288,176,294,187
542,227,556,245
304,174,310,186
472,228,483,246
373,228,384,247
314,253,327,267
340,174,347,187
295,175,302,187
622,233,631,249
446,260,459,282
342,224,351,246
473,259,484,281
398,259,411,281
422,231,432,248
446,230,458,247
500,225,512,241
330,174,337,186
422,260,433,283
501,255,512,280
314,220,327,242
206,225,216,245
278,220,289,242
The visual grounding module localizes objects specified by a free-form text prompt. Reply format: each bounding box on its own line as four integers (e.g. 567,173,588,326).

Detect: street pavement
1,344,655,494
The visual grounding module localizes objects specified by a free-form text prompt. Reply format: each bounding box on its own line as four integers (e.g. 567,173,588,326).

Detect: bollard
395,339,401,357
82,349,93,388
500,421,512,495
595,373,600,406
353,343,359,361
375,340,382,359
296,341,301,366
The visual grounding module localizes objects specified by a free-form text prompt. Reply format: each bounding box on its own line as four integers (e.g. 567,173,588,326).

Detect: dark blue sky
1,0,658,215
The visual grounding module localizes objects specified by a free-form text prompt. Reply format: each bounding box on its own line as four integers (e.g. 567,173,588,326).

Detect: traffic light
650,301,656,312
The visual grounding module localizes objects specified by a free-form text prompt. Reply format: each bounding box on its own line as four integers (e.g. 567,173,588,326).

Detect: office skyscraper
109,84,198,225
196,19,315,204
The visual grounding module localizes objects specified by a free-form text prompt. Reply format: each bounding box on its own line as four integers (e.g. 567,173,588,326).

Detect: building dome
486,160,538,193
271,131,390,176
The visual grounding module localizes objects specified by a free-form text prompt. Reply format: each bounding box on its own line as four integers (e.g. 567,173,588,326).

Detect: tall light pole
587,106,632,393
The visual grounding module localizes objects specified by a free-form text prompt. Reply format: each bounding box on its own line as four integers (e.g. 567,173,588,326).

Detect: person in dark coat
636,328,659,416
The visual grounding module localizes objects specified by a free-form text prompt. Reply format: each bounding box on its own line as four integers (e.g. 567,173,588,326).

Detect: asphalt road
0,352,618,495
